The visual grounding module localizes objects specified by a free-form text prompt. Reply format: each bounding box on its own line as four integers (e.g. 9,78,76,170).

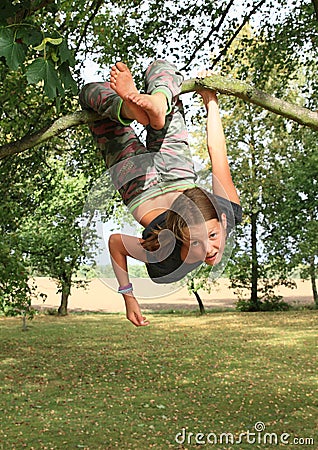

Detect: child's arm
108,233,149,327
197,79,240,205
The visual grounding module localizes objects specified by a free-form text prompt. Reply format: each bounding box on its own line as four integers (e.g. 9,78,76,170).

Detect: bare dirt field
31,277,315,313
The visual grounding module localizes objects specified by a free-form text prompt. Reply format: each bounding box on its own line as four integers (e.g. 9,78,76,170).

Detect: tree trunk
193,290,206,315
249,137,260,311
58,280,71,315
22,313,27,331
309,256,318,307
250,211,260,311
188,279,206,314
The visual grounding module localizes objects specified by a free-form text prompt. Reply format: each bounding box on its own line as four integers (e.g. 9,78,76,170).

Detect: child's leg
144,59,184,109
143,61,195,183
80,81,135,126
80,82,156,205
109,60,186,133
120,60,197,213
109,64,149,126
143,59,187,145
102,123,158,206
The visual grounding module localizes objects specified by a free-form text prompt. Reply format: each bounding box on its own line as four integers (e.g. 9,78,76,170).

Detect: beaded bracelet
118,283,133,294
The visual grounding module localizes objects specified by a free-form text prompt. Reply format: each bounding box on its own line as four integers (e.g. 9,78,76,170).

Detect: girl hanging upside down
80,59,242,327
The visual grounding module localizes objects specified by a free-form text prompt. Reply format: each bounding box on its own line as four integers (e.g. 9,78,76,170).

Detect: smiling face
180,215,227,265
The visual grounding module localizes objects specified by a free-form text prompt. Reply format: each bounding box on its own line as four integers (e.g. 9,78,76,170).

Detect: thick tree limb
1,75,317,160
0,110,100,159
183,75,318,130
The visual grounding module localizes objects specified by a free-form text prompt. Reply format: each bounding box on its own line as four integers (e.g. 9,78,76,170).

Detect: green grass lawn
0,311,317,449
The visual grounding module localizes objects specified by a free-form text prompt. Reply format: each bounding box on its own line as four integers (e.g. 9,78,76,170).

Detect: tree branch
182,0,266,70
181,0,235,70
0,110,100,159
211,0,267,67
182,75,318,130
1,75,317,160
74,0,104,54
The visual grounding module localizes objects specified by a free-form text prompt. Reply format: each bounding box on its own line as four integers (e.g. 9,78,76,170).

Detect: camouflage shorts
80,60,197,212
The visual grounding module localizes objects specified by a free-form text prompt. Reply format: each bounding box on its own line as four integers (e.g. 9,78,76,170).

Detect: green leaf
44,60,63,98
58,62,78,94
26,58,63,98
26,58,47,83
0,27,13,47
45,37,63,46
51,51,59,63
33,41,45,51
58,40,75,66
0,27,26,70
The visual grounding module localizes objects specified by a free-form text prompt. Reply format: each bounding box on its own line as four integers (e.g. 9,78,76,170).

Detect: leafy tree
265,130,318,306
1,0,318,160
0,150,51,317
190,17,317,310
18,138,110,315
21,161,86,315
0,124,108,316
0,239,37,318
0,0,77,98
226,6,318,308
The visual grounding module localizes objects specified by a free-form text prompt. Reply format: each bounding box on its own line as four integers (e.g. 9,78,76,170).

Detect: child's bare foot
125,92,167,130
110,62,149,126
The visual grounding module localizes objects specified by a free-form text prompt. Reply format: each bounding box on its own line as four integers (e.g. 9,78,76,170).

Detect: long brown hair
142,187,221,252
